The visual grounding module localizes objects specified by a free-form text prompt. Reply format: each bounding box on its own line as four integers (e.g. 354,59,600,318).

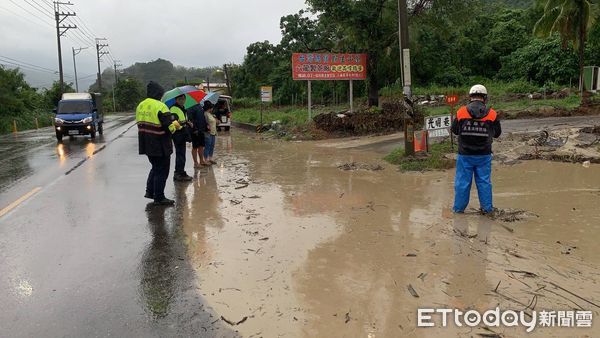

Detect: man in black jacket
136,81,181,206
187,104,208,167
451,84,501,214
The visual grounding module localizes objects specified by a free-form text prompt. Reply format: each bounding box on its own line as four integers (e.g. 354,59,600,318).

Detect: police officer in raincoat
451,85,502,214
136,81,182,206
169,95,193,181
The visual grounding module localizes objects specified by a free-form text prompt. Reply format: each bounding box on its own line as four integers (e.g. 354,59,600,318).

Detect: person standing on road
203,101,217,165
169,95,193,181
187,103,208,168
451,84,502,214
136,81,183,206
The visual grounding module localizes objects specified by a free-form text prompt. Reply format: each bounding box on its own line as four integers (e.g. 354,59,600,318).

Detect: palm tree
534,0,598,95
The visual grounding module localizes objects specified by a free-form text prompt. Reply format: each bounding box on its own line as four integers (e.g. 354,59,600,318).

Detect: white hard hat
469,84,488,96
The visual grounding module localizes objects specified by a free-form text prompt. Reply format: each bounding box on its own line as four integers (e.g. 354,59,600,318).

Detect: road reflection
139,206,177,318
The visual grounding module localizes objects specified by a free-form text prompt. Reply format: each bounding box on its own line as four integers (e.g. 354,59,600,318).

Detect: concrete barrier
231,121,259,132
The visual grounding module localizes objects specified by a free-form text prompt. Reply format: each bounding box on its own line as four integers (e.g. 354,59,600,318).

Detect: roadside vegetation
384,141,455,171
6,0,600,135
228,0,600,108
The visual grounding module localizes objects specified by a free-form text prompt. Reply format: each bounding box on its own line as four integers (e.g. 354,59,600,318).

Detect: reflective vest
456,106,497,138
170,105,187,123
136,98,177,134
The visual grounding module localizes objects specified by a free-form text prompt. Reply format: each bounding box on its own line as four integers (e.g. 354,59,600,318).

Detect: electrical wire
6,0,54,27
22,0,53,20
0,5,51,29
0,55,57,72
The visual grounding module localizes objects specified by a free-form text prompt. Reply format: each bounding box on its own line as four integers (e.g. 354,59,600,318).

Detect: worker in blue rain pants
451,84,502,214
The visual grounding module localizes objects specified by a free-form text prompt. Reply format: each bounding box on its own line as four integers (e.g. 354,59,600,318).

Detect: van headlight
54,117,65,125
81,117,93,124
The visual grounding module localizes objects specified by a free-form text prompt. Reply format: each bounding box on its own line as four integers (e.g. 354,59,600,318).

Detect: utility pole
223,64,232,96
397,0,414,156
113,60,121,85
72,46,88,92
95,38,108,92
54,1,76,93
112,60,121,112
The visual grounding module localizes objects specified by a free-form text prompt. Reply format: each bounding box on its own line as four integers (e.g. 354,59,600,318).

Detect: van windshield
58,101,93,114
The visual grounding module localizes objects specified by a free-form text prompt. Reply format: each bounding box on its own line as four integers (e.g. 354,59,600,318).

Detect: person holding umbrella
136,81,182,206
203,100,217,165
187,103,208,168
162,86,209,170
169,95,193,181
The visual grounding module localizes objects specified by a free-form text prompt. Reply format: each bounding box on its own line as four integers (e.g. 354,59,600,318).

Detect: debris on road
407,284,420,298
337,162,384,171
487,208,538,223
220,315,248,326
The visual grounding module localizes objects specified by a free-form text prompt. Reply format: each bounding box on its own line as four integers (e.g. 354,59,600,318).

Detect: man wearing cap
451,84,502,214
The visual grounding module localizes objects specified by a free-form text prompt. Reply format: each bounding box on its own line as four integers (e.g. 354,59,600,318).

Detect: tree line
228,0,600,106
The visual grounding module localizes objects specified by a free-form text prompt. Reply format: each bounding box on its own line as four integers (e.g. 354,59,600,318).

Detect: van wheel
56,132,63,142
90,128,96,139
98,123,103,135
217,127,222,132
225,126,230,131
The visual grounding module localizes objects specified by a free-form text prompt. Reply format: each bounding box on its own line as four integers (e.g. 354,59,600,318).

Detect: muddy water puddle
178,132,600,337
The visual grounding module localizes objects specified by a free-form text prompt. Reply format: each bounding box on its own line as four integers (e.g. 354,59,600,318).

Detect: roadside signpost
260,86,273,102
292,53,367,121
425,115,452,137
445,94,459,150
260,86,273,126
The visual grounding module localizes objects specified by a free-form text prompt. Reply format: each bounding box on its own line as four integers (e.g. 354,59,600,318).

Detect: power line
0,5,51,29
67,28,93,47
22,0,53,20
32,0,53,11
79,73,98,80
73,16,96,39
5,0,53,27
0,56,74,78
40,0,54,8
0,55,57,72
0,60,56,75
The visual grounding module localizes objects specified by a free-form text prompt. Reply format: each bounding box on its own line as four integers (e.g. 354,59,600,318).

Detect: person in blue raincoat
451,85,502,214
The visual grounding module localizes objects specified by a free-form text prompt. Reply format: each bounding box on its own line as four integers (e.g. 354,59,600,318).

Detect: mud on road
179,131,600,337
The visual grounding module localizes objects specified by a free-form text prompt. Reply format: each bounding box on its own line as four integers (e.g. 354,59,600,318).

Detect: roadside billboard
292,53,367,81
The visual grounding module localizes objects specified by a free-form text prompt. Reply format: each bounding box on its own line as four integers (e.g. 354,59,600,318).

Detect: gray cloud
0,0,307,89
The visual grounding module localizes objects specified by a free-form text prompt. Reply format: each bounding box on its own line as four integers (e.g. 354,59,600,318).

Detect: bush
497,36,578,86
503,80,538,94
384,141,455,171
232,97,262,109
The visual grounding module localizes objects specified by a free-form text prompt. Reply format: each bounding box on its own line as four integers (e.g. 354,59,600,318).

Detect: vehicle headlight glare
82,117,93,124
54,118,65,125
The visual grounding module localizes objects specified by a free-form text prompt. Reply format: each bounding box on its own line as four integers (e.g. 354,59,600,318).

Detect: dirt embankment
498,104,600,120
494,126,600,164
312,97,417,135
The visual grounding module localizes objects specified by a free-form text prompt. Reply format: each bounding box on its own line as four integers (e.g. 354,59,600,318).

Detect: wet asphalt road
0,114,237,337
1,115,599,337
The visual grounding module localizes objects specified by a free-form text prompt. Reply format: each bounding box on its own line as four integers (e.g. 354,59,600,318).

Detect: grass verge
233,104,350,127
420,95,581,117
0,109,54,134
384,141,455,171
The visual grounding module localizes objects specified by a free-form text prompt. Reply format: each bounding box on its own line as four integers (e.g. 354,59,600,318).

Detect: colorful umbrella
200,92,220,105
162,85,207,109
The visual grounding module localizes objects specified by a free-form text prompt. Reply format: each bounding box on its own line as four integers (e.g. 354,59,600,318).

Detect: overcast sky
0,0,308,89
